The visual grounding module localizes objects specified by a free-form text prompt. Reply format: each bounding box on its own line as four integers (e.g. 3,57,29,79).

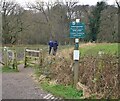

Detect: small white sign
75,38,79,43
73,50,79,60
76,19,80,23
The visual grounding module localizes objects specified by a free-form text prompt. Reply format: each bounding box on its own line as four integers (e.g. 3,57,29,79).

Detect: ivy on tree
89,1,107,42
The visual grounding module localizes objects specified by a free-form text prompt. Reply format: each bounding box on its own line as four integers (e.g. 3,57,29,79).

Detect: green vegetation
2,66,19,73
17,60,24,65
37,43,119,99
80,43,118,57
89,1,106,42
34,67,42,77
34,66,83,99
2,0,118,45
40,82,83,99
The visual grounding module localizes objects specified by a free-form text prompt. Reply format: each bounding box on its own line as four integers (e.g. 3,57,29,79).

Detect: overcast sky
14,0,116,7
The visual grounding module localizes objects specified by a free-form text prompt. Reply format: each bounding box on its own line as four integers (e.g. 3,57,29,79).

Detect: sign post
70,19,85,87
74,38,79,87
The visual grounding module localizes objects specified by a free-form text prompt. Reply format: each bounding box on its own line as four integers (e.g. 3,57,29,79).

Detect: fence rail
26,49,40,53
24,48,42,68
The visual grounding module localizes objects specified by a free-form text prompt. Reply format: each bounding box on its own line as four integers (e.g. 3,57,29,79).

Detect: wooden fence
2,47,18,70
24,48,43,68
1,47,45,70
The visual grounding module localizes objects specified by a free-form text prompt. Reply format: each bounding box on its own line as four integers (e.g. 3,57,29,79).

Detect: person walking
48,40,53,55
53,40,58,56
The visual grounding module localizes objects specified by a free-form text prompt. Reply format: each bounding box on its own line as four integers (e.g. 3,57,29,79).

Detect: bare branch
115,0,120,8
27,1,50,22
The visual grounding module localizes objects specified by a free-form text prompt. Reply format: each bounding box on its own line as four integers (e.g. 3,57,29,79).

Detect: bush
79,54,119,98
42,54,119,99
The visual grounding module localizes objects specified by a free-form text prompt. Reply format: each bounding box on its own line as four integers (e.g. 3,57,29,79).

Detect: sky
14,0,116,7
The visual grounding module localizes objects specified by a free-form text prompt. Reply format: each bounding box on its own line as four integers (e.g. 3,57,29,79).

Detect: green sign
70,21,85,38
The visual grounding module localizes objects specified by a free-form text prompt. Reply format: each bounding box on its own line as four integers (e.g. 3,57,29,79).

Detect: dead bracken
39,48,119,99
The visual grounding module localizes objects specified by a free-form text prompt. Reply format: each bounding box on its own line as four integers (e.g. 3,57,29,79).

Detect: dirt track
2,65,48,99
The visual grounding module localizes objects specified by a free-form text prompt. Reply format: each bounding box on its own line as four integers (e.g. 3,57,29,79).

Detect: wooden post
13,50,18,71
39,49,42,67
24,48,27,68
12,50,15,69
11,51,14,66
74,39,79,87
4,47,8,67
15,51,18,70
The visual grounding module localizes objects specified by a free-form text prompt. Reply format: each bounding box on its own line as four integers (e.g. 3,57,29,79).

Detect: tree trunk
118,8,120,42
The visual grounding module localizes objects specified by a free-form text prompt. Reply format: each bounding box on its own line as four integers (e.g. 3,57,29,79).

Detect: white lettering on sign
72,21,76,25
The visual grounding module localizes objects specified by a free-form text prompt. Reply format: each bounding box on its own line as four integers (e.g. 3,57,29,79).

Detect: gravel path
2,65,48,99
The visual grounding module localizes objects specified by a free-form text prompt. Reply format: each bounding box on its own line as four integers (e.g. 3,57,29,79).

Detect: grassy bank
80,43,118,57
41,82,83,99
34,67,83,99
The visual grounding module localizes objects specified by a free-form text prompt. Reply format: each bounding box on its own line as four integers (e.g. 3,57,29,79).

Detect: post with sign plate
70,19,85,87
74,38,79,87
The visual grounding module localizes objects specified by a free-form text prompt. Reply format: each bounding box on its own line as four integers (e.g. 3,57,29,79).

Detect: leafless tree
27,1,56,39
115,0,120,42
27,0,78,41
115,0,120,8
65,0,78,20
1,0,24,44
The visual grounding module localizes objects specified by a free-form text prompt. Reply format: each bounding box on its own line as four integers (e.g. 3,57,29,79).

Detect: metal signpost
70,19,85,87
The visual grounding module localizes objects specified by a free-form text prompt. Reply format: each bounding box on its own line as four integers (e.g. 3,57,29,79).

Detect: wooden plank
7,50,13,52
26,56,39,59
27,61,38,64
26,49,40,53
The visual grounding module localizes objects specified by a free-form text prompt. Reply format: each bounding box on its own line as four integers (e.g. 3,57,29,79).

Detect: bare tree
27,0,79,40
1,0,24,44
0,0,2,44
27,1,56,39
115,0,120,8
65,0,78,20
115,0,120,42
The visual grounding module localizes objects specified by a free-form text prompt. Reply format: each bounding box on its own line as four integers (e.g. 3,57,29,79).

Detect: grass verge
34,67,83,99
2,66,19,73
40,81,83,99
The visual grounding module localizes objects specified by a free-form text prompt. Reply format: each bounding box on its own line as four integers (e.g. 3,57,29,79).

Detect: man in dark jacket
48,40,53,55
53,40,58,55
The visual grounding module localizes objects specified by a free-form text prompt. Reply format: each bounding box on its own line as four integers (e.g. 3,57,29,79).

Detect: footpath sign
70,21,85,38
69,19,85,87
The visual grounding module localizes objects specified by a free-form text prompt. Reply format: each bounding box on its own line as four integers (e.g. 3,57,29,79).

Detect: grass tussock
2,66,19,72
40,82,83,99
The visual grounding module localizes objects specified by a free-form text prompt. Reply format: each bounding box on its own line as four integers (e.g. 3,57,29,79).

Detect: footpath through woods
2,47,63,100
2,64,49,99
1,43,98,99
2,63,63,100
